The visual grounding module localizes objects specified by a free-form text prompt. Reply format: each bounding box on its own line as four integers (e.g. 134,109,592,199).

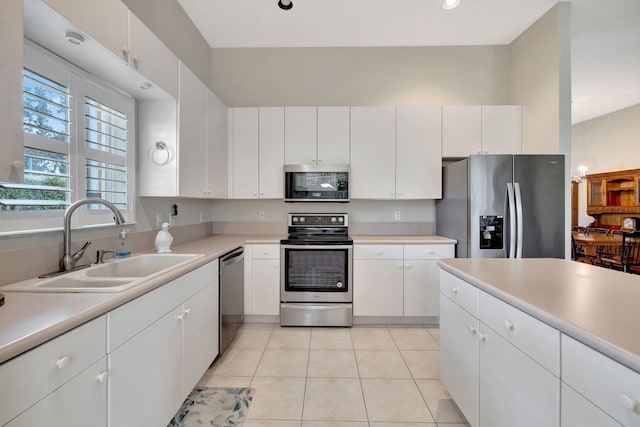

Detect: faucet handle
72,240,92,261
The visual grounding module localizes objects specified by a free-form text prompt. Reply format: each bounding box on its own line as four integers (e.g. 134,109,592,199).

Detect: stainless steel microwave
284,164,350,202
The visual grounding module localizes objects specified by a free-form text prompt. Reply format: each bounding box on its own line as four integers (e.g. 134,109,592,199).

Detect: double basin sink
1,253,204,293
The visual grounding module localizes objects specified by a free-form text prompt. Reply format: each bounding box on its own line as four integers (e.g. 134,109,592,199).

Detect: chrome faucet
62,198,125,271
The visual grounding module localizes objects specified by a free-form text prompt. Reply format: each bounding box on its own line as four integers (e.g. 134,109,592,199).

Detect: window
0,41,135,231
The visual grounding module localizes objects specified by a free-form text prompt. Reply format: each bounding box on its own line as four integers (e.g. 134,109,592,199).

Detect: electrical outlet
199,212,204,223
394,211,401,221
155,213,162,227
259,211,266,221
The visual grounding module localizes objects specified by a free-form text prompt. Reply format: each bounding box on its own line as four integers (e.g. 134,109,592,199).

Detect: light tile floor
198,324,469,427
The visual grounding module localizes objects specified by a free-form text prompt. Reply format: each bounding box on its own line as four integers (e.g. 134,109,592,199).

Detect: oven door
280,244,353,303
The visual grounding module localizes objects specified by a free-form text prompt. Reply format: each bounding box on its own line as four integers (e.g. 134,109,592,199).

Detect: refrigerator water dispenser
479,216,503,249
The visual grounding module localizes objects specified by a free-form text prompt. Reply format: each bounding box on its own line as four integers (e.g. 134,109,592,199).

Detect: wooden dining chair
598,231,640,273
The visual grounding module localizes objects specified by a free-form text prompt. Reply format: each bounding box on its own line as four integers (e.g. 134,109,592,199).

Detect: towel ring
148,141,171,165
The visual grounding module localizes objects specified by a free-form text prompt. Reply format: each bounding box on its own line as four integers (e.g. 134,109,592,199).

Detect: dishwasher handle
221,247,244,266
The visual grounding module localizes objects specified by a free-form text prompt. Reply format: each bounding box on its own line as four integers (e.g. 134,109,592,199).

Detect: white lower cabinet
6,357,108,427
244,244,280,316
562,383,622,427
0,316,106,426
562,335,640,427
108,260,219,426
354,244,454,318
108,306,183,427
439,269,560,427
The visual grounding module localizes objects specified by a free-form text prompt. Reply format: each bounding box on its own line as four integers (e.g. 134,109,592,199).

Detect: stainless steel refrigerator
436,155,565,259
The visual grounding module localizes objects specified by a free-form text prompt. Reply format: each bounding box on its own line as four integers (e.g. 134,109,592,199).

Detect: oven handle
281,245,353,250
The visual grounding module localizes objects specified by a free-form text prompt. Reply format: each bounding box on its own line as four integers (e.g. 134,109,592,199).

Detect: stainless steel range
280,213,353,327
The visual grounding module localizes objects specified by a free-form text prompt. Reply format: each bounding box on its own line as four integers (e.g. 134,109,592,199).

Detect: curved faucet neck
62,198,125,271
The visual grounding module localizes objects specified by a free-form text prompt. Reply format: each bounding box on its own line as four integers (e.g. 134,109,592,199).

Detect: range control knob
338,217,344,223
299,217,305,223
331,217,337,223
336,281,344,288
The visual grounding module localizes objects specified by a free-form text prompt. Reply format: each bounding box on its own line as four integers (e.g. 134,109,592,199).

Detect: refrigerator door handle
506,182,516,258
514,182,524,258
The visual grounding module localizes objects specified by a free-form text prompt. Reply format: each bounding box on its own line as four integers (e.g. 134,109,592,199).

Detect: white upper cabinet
232,108,259,199
178,62,208,198
207,91,228,199
284,107,317,164
442,106,482,157
42,0,128,64
127,12,179,99
396,107,442,199
259,107,285,199
443,105,522,157
230,107,284,199
350,107,397,199
283,106,350,165
317,107,351,164
482,105,522,154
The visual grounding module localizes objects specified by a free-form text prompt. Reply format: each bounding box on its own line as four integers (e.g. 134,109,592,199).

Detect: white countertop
0,233,452,364
352,235,457,244
438,258,640,373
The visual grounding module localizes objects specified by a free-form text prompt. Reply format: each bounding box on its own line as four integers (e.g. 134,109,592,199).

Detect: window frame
0,40,136,232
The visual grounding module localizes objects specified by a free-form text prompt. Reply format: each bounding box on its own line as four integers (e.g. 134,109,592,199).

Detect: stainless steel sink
1,253,204,293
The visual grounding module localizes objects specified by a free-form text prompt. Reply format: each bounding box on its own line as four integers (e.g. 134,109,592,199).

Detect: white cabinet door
396,107,442,199
178,62,208,198
207,90,228,198
317,107,350,165
109,307,183,427
183,282,219,399
439,293,479,427
42,0,128,63
259,107,285,199
403,259,439,317
561,383,622,427
350,107,396,199
232,108,259,198
353,260,404,316
252,259,281,315
128,11,178,99
479,326,559,427
7,358,108,427
284,106,317,164
442,106,482,157
482,105,522,154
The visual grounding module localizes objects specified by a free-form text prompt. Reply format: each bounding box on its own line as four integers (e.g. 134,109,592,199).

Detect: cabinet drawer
404,244,454,259
439,270,479,317
562,383,622,427
252,244,281,259
562,335,640,427
480,292,560,376
108,261,216,352
0,315,106,426
354,244,403,260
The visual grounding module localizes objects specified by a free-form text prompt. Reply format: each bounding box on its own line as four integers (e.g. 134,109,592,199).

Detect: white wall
210,46,510,107
573,103,640,226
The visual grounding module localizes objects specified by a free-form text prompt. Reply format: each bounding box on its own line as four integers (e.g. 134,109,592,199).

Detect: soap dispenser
115,228,132,258
155,222,173,253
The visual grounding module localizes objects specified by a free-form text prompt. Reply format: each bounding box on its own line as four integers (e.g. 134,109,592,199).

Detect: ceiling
178,0,640,124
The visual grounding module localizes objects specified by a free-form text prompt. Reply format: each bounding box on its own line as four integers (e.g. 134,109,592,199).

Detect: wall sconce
571,165,587,183
278,0,293,10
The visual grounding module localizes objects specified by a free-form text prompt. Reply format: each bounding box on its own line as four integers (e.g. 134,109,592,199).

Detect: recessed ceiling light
65,31,84,45
278,0,293,10
442,0,461,10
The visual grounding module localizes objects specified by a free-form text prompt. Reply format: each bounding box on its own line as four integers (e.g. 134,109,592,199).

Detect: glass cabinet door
587,179,605,206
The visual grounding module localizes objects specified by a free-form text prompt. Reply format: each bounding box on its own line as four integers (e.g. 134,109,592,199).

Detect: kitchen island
438,258,640,427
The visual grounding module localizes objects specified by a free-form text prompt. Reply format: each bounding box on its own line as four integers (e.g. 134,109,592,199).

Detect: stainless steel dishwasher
219,247,244,354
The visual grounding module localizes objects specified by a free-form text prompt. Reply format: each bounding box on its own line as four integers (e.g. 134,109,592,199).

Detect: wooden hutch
586,168,640,227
